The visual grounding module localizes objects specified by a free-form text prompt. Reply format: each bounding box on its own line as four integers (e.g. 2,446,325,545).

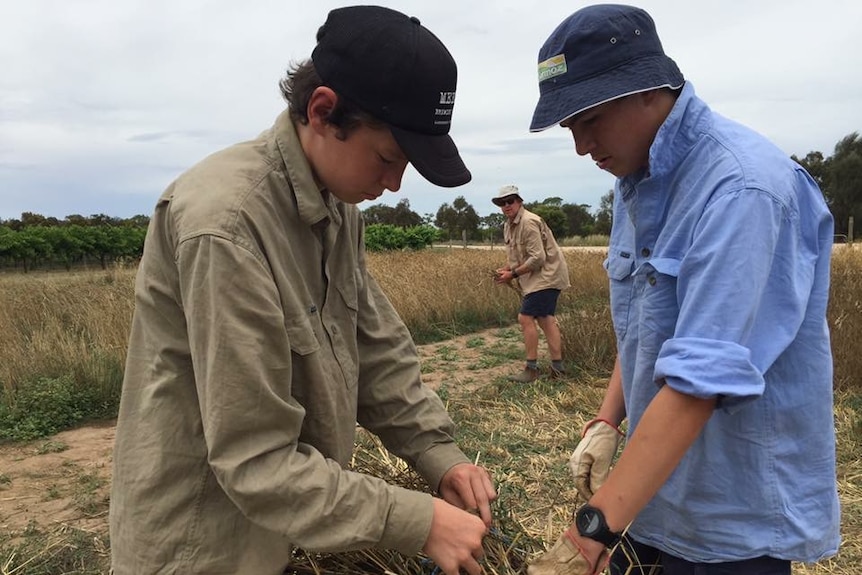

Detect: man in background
493,184,571,382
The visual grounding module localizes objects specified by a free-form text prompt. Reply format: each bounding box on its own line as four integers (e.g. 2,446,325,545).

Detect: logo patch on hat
538,54,567,82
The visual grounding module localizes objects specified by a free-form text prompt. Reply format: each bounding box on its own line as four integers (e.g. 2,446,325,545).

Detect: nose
570,126,593,157
381,161,408,192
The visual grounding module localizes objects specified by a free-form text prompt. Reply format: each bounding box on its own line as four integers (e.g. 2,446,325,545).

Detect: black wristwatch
511,268,519,278
574,504,621,548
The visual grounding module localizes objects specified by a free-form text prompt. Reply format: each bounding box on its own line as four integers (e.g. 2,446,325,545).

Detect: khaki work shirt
504,207,570,295
110,110,470,574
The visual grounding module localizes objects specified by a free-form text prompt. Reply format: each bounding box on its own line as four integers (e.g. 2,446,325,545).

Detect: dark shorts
610,537,791,575
520,289,561,318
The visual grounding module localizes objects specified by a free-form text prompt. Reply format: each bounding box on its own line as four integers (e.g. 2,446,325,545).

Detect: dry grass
367,248,521,342
288,349,861,574
0,267,135,395
828,246,862,392
0,246,860,573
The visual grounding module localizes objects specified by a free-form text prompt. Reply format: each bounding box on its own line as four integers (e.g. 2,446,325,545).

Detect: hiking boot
549,367,566,379
508,367,540,383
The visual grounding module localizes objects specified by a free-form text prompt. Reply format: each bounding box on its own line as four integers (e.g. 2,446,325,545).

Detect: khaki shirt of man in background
493,185,570,383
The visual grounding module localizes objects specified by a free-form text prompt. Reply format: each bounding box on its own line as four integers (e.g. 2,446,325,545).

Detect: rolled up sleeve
654,188,804,413
655,337,764,410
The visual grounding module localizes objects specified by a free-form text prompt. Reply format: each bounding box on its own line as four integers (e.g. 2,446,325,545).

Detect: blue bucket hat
530,4,684,132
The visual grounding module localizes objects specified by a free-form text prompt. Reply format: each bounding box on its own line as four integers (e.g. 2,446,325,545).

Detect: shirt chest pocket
605,253,635,341
636,258,680,349
285,313,321,356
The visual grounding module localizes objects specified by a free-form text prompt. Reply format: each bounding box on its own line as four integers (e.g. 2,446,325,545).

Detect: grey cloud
127,130,215,143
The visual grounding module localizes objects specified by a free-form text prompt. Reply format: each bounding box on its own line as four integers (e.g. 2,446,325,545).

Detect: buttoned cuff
413,442,471,493
379,487,434,555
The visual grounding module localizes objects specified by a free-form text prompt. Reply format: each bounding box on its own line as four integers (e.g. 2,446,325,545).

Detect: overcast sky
2,0,861,221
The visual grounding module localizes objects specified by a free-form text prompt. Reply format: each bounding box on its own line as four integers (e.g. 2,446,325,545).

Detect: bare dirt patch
0,421,114,539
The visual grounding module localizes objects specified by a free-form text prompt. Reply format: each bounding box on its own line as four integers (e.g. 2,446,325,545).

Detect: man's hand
493,267,511,284
422,498,489,575
438,462,497,526
569,419,623,501
527,527,606,575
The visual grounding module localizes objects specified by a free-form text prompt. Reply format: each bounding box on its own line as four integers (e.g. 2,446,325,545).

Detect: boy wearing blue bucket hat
527,5,839,575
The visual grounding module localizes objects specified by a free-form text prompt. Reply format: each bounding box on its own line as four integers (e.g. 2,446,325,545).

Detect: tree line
792,132,861,240
369,132,861,243
365,194,613,245
0,213,148,271
1,131,858,266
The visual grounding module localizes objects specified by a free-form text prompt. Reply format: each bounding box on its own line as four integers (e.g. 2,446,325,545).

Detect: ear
639,88,676,123
306,87,338,134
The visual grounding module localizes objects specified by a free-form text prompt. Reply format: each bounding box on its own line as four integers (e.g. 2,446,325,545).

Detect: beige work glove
569,418,624,501
527,528,604,575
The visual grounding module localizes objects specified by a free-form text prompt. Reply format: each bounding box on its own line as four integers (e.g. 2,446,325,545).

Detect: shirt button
648,276,657,286
331,325,338,334
641,247,651,257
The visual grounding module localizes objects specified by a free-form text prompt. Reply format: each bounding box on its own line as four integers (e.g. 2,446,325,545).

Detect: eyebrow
387,145,408,162
560,113,586,129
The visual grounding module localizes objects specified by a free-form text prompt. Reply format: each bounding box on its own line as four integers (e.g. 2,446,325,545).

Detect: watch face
577,507,601,535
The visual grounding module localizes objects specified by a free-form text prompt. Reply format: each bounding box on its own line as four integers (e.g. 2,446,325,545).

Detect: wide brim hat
492,184,523,206
313,6,471,187
530,4,684,132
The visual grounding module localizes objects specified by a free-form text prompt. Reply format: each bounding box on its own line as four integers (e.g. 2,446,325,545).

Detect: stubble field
0,246,859,574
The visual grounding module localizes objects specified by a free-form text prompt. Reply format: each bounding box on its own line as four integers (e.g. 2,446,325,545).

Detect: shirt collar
511,206,525,225
619,81,713,194
273,109,336,227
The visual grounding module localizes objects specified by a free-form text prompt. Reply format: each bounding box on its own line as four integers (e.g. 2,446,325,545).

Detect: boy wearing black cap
109,7,495,575
526,4,838,575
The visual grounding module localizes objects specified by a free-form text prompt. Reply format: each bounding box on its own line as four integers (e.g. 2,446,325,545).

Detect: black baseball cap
312,5,471,187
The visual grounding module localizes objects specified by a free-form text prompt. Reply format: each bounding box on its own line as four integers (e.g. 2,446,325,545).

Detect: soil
0,327,535,540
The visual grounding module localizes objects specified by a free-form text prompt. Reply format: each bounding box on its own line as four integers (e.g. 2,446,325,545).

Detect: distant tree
0,226,24,268
126,214,151,228
435,196,480,241
794,132,862,238
3,218,23,231
362,204,393,226
526,202,569,240
362,198,422,227
593,189,614,236
20,212,47,227
480,213,506,243
792,151,827,189
822,133,862,238
64,214,90,227
389,198,423,227
562,203,596,237
16,226,52,270
88,213,122,227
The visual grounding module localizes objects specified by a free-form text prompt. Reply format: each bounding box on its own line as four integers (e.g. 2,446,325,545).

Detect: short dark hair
279,59,383,140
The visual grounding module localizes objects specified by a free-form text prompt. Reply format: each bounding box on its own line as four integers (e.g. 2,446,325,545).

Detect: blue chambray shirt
607,82,840,562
